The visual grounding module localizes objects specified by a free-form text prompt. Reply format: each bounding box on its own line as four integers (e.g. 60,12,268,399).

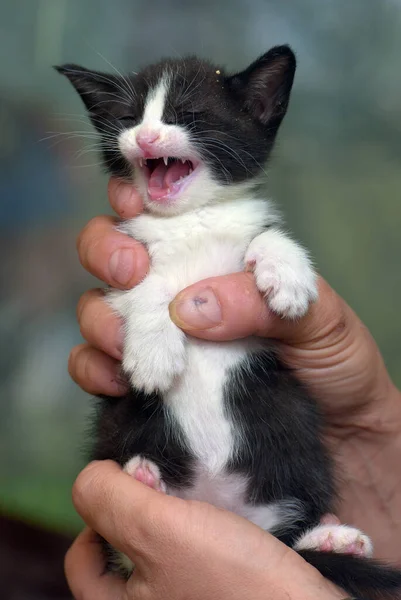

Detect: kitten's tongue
148,160,191,201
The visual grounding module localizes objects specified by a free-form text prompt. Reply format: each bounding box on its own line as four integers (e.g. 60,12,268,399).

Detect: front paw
245,231,318,319
123,336,186,394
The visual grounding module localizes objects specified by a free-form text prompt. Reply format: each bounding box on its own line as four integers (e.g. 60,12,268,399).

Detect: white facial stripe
142,75,169,125
118,73,173,160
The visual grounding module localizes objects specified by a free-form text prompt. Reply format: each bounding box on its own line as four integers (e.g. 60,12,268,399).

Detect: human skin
69,178,401,572
66,460,346,600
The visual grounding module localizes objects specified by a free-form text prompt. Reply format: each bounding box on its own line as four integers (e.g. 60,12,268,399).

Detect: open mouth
138,157,198,203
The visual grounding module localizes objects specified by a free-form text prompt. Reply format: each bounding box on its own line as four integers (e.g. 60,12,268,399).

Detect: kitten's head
56,45,295,215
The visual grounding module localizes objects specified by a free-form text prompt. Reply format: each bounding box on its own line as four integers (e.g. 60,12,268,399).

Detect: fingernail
169,288,222,330
109,248,135,285
114,183,135,215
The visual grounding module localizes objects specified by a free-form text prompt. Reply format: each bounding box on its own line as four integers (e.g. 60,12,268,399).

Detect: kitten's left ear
227,45,296,129
54,64,119,113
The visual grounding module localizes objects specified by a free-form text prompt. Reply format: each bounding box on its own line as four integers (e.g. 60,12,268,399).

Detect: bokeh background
1,0,401,596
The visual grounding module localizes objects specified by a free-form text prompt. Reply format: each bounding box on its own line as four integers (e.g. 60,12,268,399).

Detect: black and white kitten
57,46,401,599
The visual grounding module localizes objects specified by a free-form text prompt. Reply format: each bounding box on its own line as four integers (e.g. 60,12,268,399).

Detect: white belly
165,339,256,474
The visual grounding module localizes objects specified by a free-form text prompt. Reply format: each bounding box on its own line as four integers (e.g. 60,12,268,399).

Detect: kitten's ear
54,64,118,112
227,45,296,128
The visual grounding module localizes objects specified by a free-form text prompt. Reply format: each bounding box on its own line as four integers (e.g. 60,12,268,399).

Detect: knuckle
64,543,76,583
68,345,91,385
72,462,100,511
71,475,86,510
76,290,92,323
67,345,82,381
76,217,99,257
76,215,116,266
77,289,102,333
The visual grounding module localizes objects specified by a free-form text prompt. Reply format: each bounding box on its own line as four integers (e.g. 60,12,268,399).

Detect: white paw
294,524,373,557
245,229,318,319
123,335,186,394
124,456,166,492
107,280,187,394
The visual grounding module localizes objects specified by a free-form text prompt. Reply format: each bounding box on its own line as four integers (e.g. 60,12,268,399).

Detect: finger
320,514,341,526
169,274,347,345
65,528,125,600
77,215,149,289
68,344,128,396
77,289,123,360
108,177,144,218
72,460,181,565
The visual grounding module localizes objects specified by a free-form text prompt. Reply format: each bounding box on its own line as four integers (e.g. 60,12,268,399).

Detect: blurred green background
1,0,400,538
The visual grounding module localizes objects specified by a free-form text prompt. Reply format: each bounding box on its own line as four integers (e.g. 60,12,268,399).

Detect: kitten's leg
245,228,318,318
108,456,167,578
294,524,373,557
124,455,166,493
108,275,186,393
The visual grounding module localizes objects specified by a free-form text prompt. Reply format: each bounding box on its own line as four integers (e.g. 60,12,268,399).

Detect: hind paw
123,456,166,493
294,524,373,557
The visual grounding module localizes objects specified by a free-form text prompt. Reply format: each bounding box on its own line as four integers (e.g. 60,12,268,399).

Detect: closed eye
118,115,137,124
182,110,204,116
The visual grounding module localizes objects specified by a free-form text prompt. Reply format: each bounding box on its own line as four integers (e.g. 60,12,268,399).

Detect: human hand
66,461,345,600
70,180,400,420
69,178,149,397
69,178,401,561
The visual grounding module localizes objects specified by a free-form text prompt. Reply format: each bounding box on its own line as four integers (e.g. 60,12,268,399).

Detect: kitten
57,46,401,599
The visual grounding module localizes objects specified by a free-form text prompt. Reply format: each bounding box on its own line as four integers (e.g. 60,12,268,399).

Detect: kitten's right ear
54,64,118,113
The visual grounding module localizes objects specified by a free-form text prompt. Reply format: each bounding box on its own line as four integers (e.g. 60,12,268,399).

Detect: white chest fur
120,197,274,272
109,193,316,508
110,196,275,475
165,338,262,474
107,191,319,584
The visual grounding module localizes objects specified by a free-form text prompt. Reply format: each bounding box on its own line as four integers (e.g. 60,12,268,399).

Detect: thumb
72,460,185,566
169,273,346,345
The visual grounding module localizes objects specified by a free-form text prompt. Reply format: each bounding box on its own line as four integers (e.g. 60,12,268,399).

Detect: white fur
174,468,304,532
166,339,264,474
294,524,374,557
143,76,169,123
116,553,135,578
123,455,166,492
108,276,187,393
245,228,317,318
111,198,278,393
108,72,319,575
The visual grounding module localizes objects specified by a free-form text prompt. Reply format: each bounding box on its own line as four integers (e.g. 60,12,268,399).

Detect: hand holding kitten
66,461,346,600
70,178,401,563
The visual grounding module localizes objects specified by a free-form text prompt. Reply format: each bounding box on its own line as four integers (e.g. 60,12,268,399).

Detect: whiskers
40,112,121,158
188,131,266,181
39,124,120,172
92,49,138,105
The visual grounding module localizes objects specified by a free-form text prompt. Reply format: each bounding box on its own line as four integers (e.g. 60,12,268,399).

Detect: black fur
57,47,401,598
93,354,401,598
93,390,195,488
56,45,295,183
298,550,401,600
226,351,334,547
93,389,196,570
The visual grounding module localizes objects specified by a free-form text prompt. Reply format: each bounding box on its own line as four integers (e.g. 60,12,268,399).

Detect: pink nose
136,129,160,152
